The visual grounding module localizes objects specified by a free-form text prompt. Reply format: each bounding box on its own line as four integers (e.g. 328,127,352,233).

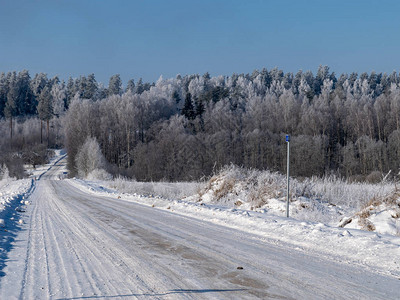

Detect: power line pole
286,135,290,218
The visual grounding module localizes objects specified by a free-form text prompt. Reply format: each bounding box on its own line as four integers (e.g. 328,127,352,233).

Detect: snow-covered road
1,158,399,299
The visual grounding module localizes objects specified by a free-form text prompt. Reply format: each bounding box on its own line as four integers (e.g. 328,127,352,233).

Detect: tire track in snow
9,155,400,299
20,190,51,299
40,183,80,298
55,184,321,298
56,179,400,299
50,194,132,298
43,178,183,299
34,182,134,298
51,181,198,299
53,181,292,299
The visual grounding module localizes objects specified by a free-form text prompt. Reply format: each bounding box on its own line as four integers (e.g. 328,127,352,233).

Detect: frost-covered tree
30,73,48,99
15,70,34,115
75,136,106,178
37,86,53,145
4,72,18,143
51,82,66,117
108,74,122,96
126,79,135,93
135,78,144,94
5,66,400,180
85,73,98,99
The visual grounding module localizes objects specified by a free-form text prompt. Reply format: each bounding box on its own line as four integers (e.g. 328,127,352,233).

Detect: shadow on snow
0,179,35,278
56,288,248,300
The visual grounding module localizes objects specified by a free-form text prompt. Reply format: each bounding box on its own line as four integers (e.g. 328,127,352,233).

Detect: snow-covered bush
196,164,398,226
87,168,113,181
75,137,106,178
198,165,287,209
339,187,400,235
306,176,393,210
107,176,201,199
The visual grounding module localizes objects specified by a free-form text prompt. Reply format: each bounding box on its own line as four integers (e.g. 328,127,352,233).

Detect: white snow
70,175,400,280
0,151,399,299
0,178,33,215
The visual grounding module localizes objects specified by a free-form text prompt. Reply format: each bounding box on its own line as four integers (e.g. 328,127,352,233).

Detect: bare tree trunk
127,128,130,167
40,120,43,144
376,113,381,141
47,119,50,147
9,117,13,148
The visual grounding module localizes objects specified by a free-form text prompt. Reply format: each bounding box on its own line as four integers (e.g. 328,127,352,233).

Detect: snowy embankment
69,166,400,279
0,178,34,228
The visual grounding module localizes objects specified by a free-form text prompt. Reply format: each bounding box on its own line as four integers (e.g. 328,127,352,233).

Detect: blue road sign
286,135,290,142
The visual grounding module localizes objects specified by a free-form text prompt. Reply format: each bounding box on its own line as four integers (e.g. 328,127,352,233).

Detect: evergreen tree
17,70,35,115
126,79,135,93
172,90,181,104
31,73,48,98
0,73,7,117
108,74,122,96
85,73,98,99
181,92,195,120
194,97,205,116
65,77,76,108
135,78,144,94
313,65,330,95
77,76,87,98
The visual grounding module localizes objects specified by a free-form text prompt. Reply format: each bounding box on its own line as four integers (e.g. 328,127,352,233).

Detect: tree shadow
57,288,247,299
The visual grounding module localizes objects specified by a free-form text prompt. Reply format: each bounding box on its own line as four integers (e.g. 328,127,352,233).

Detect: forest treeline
1,66,400,181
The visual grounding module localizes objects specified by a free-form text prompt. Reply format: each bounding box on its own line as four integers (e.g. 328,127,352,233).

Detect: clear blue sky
1,0,400,85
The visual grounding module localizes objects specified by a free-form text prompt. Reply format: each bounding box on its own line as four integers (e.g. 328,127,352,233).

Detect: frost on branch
75,136,106,178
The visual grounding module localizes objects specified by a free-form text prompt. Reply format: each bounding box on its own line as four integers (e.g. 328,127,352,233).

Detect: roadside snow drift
339,188,400,235
0,178,34,225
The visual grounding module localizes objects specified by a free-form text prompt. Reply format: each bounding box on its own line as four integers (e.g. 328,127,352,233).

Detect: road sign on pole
286,135,290,218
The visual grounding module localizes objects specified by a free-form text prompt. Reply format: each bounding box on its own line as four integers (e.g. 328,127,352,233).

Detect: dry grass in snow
194,165,400,234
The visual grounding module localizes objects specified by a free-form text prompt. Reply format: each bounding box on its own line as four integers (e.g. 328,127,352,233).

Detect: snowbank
339,188,400,236
0,178,34,226
77,176,202,200
193,165,397,227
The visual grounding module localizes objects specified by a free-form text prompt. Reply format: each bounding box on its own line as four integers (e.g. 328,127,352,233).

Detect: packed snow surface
0,152,399,299
72,177,400,281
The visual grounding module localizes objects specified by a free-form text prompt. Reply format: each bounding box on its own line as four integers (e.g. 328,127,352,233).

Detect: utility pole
286,135,290,218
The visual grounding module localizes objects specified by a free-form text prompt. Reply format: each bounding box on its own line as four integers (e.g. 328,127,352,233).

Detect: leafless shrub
358,217,376,231
0,153,26,179
234,200,243,206
357,209,371,220
214,178,236,200
364,186,400,208
365,171,383,184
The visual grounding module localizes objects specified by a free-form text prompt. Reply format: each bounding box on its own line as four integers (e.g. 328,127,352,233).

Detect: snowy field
0,151,399,299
